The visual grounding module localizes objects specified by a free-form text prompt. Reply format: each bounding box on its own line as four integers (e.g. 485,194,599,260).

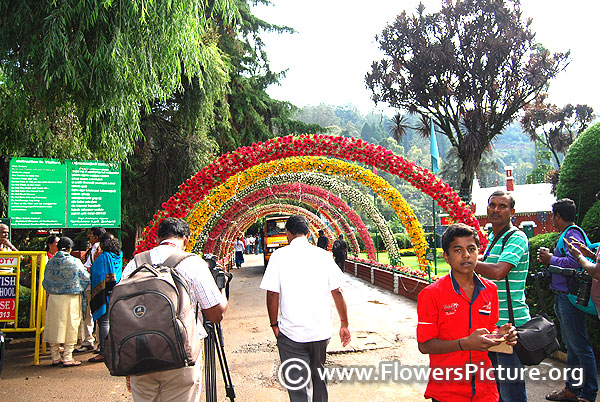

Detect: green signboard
8,158,67,227
8,158,121,228
67,161,121,227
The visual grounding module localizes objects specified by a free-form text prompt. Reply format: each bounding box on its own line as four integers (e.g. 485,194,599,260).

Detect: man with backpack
119,218,228,401
475,190,531,402
538,199,598,402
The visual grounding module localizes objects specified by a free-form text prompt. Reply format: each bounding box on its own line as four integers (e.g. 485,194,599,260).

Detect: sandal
62,360,82,367
88,354,104,363
51,360,63,367
546,388,578,401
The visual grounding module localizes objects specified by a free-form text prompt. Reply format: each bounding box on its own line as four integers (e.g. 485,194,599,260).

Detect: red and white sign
0,257,18,267
0,275,17,321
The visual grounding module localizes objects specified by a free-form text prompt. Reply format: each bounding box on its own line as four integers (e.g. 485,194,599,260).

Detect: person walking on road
260,214,351,402
316,229,329,250
121,217,228,401
332,234,348,271
235,236,245,269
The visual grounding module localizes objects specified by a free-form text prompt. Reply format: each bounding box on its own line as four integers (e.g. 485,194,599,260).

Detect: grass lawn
358,251,450,276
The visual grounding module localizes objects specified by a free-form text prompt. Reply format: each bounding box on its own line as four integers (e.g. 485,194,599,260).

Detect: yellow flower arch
187,156,430,270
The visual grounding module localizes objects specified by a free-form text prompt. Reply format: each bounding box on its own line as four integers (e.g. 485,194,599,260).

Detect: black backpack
104,250,202,376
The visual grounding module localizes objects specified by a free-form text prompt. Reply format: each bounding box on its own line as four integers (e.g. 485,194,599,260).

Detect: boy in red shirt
417,223,517,402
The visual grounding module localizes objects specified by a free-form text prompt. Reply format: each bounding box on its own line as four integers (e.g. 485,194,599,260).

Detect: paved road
1,253,598,401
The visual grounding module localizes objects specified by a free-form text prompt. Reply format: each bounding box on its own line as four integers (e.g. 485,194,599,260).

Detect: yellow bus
263,215,289,267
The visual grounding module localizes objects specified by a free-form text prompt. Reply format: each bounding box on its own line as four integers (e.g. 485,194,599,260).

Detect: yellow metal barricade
0,251,48,365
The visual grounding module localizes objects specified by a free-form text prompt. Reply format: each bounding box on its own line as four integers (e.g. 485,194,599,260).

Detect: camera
203,254,233,294
548,265,593,306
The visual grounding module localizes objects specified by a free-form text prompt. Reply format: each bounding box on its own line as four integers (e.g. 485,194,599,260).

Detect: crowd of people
417,192,599,402
1,189,597,402
41,227,123,366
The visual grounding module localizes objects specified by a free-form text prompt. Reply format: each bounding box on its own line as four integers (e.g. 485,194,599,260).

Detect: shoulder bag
506,274,560,365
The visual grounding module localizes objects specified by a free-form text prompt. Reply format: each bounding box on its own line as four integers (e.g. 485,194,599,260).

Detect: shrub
581,201,600,243
555,122,600,223
394,232,412,249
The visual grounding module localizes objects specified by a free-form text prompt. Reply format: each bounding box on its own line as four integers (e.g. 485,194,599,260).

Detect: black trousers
277,332,330,402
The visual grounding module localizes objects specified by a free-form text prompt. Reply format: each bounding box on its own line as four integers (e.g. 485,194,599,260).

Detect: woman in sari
88,232,122,363
42,237,89,367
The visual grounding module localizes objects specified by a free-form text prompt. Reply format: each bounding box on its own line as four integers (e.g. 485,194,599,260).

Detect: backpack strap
134,251,153,267
131,249,194,278
131,251,159,277
556,225,591,257
163,249,195,269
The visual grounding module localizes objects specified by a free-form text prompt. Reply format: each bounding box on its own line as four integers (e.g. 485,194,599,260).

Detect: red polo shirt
417,272,499,402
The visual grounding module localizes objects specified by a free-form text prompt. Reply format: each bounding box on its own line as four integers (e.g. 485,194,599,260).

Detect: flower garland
137,135,483,270
195,183,380,259
195,172,399,263
200,191,365,259
186,156,429,270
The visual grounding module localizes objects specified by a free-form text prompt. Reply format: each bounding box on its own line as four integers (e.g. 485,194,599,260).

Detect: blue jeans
97,313,109,356
554,293,598,401
489,351,527,402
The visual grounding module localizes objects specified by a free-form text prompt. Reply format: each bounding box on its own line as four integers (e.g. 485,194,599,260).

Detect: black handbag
506,274,560,366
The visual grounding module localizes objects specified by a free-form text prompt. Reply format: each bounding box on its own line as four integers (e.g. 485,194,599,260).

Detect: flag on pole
430,117,440,173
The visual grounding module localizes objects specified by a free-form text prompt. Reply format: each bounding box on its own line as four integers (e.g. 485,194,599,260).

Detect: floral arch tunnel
136,134,484,273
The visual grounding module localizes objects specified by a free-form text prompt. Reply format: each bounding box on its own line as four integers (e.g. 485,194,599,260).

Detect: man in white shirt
260,215,351,402
121,217,228,402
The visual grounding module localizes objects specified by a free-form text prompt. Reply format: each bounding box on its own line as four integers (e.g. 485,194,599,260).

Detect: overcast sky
252,0,600,117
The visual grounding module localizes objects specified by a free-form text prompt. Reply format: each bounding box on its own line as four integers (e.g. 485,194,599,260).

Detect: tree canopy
520,94,594,168
0,0,236,161
365,0,569,200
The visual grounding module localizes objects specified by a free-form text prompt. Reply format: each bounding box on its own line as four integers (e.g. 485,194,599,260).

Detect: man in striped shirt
476,190,531,402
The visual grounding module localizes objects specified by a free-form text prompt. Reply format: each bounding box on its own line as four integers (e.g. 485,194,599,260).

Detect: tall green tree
0,0,236,162
365,0,569,201
120,0,325,254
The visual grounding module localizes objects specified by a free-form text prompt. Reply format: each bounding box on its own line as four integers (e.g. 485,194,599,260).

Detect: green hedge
394,232,412,249
526,233,600,360
555,122,600,223
581,201,600,243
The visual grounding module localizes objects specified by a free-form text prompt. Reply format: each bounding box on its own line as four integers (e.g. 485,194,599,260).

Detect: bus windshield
265,219,287,236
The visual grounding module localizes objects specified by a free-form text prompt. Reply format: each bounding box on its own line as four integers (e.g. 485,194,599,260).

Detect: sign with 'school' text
0,275,17,321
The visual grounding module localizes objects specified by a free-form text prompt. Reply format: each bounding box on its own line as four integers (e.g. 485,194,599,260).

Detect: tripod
204,320,235,402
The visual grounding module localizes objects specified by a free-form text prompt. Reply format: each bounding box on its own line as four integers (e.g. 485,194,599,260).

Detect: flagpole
429,117,440,279
432,170,438,276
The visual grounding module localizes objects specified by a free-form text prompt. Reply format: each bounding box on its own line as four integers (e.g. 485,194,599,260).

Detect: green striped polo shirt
484,229,531,327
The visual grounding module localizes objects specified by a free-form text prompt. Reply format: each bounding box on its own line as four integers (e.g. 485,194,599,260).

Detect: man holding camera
121,217,228,401
538,199,598,402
